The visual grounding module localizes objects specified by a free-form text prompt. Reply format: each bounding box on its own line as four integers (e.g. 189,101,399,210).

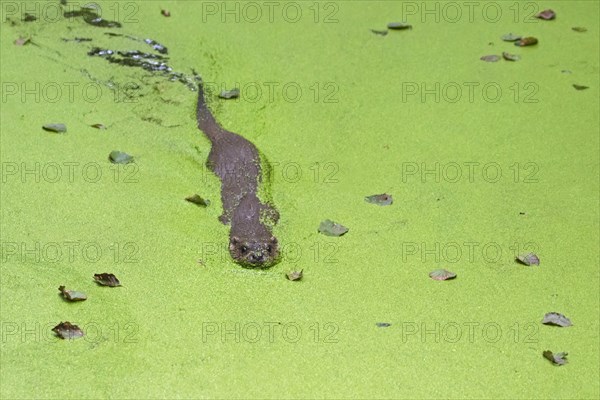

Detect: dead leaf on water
365,193,393,206
573,84,589,90
516,253,539,266
480,55,500,62
502,52,521,61
429,269,456,281
514,37,538,47
93,273,121,287
58,286,87,301
543,350,568,366
318,220,349,236
52,321,84,339
542,312,572,327
42,123,67,133
286,270,303,281
536,9,556,20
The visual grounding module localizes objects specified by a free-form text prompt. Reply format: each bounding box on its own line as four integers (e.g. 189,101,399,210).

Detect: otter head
229,235,279,268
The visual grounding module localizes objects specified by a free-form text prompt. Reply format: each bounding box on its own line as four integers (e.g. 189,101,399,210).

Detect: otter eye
240,245,248,254
267,245,273,253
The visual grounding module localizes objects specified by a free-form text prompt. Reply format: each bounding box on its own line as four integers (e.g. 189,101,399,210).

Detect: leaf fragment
58,285,87,301
286,270,303,281
542,312,572,327
109,150,133,164
365,193,393,206
370,29,388,36
387,22,412,30
429,269,456,281
14,37,31,46
501,33,522,42
219,88,240,99
536,9,556,20
318,220,349,236
480,55,500,62
52,321,84,339
502,51,521,61
161,9,171,17
376,322,391,327
571,27,587,33
514,37,538,47
543,350,568,366
93,273,121,287
90,123,106,129
516,253,539,266
185,194,210,207
42,123,67,133
572,84,589,91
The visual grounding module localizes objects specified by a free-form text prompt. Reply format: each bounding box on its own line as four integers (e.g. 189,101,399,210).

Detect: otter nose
249,253,265,264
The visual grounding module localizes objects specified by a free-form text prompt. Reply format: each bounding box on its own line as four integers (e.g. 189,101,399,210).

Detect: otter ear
230,236,240,250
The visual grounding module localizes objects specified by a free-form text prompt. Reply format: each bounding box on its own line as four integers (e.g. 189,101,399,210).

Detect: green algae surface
1,1,599,398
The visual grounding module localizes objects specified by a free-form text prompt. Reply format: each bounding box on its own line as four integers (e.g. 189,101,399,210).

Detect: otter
196,83,279,268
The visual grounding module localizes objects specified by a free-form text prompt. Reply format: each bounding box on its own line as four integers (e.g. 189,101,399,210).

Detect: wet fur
196,83,279,268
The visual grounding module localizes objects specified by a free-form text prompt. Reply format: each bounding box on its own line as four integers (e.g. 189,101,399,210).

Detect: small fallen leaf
365,193,393,206
185,194,210,207
516,253,539,266
429,269,456,281
573,84,589,91
90,123,106,129
376,322,391,328
514,37,538,47
501,33,522,42
571,27,587,33
161,9,170,17
318,220,349,236
502,51,521,61
370,29,388,36
219,88,239,99
42,123,67,133
52,321,84,339
387,22,412,30
543,350,568,366
480,55,500,62
14,37,31,46
542,312,572,327
109,150,133,164
536,9,556,20
58,286,87,301
286,270,303,281
93,273,121,287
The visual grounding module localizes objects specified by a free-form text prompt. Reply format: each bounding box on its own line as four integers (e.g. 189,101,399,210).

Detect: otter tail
196,83,224,142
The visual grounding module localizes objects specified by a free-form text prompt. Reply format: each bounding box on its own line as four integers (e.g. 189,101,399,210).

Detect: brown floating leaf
365,193,393,206
516,253,539,266
429,269,456,281
543,350,568,366
286,270,303,281
387,22,412,30
542,312,572,327
318,220,349,236
93,273,121,287
501,33,522,42
572,27,587,33
480,55,500,62
185,194,210,207
109,150,133,164
42,123,67,133
502,51,521,61
219,88,240,99
370,29,388,36
376,322,391,327
58,286,87,301
14,37,31,46
52,321,84,339
573,84,589,91
514,37,538,47
536,9,556,20
90,123,106,129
